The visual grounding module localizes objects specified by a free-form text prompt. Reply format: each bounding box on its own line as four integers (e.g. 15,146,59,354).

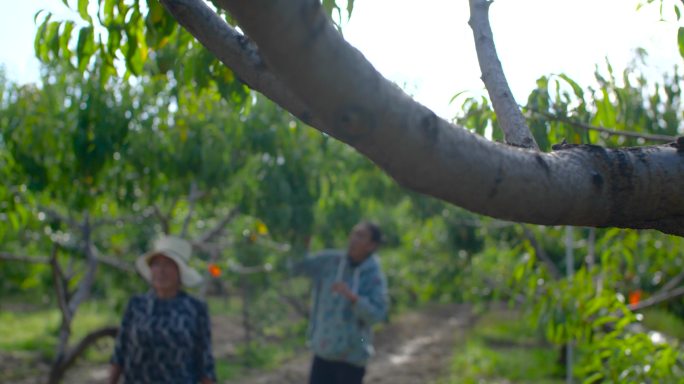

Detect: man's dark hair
361,220,383,245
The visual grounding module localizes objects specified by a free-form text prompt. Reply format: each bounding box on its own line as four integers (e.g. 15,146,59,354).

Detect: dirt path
8,304,474,384
232,303,475,384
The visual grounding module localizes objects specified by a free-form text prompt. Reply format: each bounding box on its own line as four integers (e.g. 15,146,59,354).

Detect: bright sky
1,0,681,119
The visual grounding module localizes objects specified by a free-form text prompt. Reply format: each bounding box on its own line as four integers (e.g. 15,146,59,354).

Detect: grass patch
438,309,564,384
0,301,118,359
213,337,306,381
206,295,243,317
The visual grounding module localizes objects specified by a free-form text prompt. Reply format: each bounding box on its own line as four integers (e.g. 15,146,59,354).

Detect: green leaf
582,372,604,384
33,15,50,62
8,212,19,231
322,0,336,17
678,27,684,60
107,28,122,57
78,0,92,23
558,73,584,100
33,9,47,24
47,22,62,59
59,21,75,62
347,0,355,19
104,0,116,23
76,26,95,72
448,90,468,105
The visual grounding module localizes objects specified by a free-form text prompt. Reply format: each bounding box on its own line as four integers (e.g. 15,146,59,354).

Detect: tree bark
468,0,538,149
162,0,684,236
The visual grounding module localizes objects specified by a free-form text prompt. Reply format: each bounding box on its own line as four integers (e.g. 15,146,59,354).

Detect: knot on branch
671,136,684,152
551,139,576,151
334,105,376,144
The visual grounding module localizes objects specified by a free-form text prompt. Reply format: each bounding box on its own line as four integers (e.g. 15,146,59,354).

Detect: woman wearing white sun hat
108,235,216,384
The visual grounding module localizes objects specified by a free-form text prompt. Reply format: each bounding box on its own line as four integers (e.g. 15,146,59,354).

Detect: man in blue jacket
294,221,389,384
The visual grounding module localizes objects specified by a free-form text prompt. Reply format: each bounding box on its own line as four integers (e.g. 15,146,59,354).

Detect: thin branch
94,249,135,274
654,271,684,297
278,278,310,319
254,237,292,253
152,204,171,235
50,244,72,326
586,227,596,271
468,0,538,149
195,208,240,244
91,207,157,228
525,107,677,143
67,215,98,315
521,225,561,280
39,206,78,228
181,181,203,238
0,250,134,274
0,252,50,264
227,260,273,274
629,285,684,312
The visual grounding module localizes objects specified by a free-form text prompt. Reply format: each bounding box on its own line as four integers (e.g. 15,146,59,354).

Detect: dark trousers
309,355,366,384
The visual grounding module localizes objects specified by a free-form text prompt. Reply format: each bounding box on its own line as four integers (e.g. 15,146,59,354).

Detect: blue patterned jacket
295,249,389,366
111,291,216,383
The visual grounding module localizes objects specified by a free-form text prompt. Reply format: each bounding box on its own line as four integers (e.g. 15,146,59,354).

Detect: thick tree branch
48,326,118,384
61,326,118,371
468,0,538,149
167,0,684,236
159,0,325,128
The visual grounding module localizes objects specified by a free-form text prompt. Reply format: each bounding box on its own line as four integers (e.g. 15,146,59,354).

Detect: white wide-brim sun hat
135,235,203,287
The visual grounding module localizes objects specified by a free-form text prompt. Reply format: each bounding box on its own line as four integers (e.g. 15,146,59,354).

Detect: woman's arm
291,251,335,279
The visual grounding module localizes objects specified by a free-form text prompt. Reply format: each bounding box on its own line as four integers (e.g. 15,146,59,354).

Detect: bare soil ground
2,304,475,384
232,303,475,384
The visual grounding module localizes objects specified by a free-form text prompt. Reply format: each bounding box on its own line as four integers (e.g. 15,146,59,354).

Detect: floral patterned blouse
111,291,216,383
